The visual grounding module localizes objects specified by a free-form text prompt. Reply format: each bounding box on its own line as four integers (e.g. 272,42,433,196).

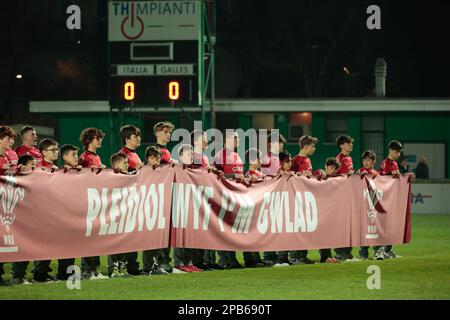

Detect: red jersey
291,155,312,173
41,160,56,169
336,153,354,174
247,169,264,178
357,167,377,175
119,147,142,170
261,152,281,175
15,145,43,165
5,150,19,168
79,150,103,168
213,148,244,175
379,158,399,175
0,152,14,175
155,144,172,164
192,152,209,168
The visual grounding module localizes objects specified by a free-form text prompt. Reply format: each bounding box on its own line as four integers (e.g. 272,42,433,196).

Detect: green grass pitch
1,214,449,300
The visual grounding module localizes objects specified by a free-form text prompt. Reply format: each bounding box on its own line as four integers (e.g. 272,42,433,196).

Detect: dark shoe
196,263,214,271
291,258,316,265
359,253,369,260
227,263,244,269
33,273,56,283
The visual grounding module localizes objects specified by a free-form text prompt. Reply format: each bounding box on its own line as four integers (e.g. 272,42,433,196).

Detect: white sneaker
273,262,289,267
345,257,362,262
89,272,109,280
172,267,187,274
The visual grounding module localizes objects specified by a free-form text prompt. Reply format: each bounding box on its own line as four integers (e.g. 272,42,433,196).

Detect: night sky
0,0,449,115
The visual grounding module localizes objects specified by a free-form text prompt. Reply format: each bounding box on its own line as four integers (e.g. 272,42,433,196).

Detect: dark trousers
191,249,204,266
32,260,52,280
81,256,100,274
0,263,4,277
11,261,29,278
335,247,353,258
319,249,332,261
142,249,159,273
217,250,240,267
124,252,140,275
203,250,216,265
243,252,262,266
57,259,75,280
289,250,309,260
157,248,172,265
263,251,278,262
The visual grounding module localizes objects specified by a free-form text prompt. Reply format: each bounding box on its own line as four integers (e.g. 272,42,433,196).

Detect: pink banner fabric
0,166,411,262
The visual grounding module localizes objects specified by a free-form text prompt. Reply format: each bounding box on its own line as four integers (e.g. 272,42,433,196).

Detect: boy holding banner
357,150,379,260
0,126,31,285
376,140,403,259
117,125,144,275
289,135,318,265
173,145,204,273
78,128,109,280
213,130,244,269
152,121,175,273
334,135,357,262
243,148,268,268
318,158,340,263
56,144,81,280
30,138,60,282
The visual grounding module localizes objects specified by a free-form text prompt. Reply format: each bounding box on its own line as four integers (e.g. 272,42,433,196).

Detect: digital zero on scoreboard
108,1,202,108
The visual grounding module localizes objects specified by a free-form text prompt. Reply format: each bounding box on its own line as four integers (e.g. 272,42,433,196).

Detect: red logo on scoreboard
120,1,144,40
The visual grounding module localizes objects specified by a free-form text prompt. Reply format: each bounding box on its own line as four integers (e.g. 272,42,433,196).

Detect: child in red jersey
243,149,268,268
117,125,144,275
357,150,378,178
140,146,168,275
15,126,43,166
79,127,106,170
0,126,18,175
189,130,223,270
375,140,403,260
357,150,379,260
318,158,340,264
105,152,134,278
246,148,263,182
173,145,204,273
335,135,355,175
38,138,59,170
379,140,402,177
289,135,318,265
18,155,36,171
334,135,357,262
118,125,144,172
213,130,244,269
0,126,31,286
56,144,80,281
213,130,245,181
153,121,175,164
191,129,210,169
152,122,175,273
261,131,287,175
29,138,61,282
278,150,293,174
78,128,108,280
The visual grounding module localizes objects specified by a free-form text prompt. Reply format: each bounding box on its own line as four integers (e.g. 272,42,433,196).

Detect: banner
0,166,411,262
0,167,174,262
171,169,411,251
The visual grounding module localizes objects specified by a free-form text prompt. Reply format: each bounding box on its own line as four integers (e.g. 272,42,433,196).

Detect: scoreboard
108,1,202,108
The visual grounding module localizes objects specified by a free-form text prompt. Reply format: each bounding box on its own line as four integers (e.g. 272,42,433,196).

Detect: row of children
0,122,405,286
